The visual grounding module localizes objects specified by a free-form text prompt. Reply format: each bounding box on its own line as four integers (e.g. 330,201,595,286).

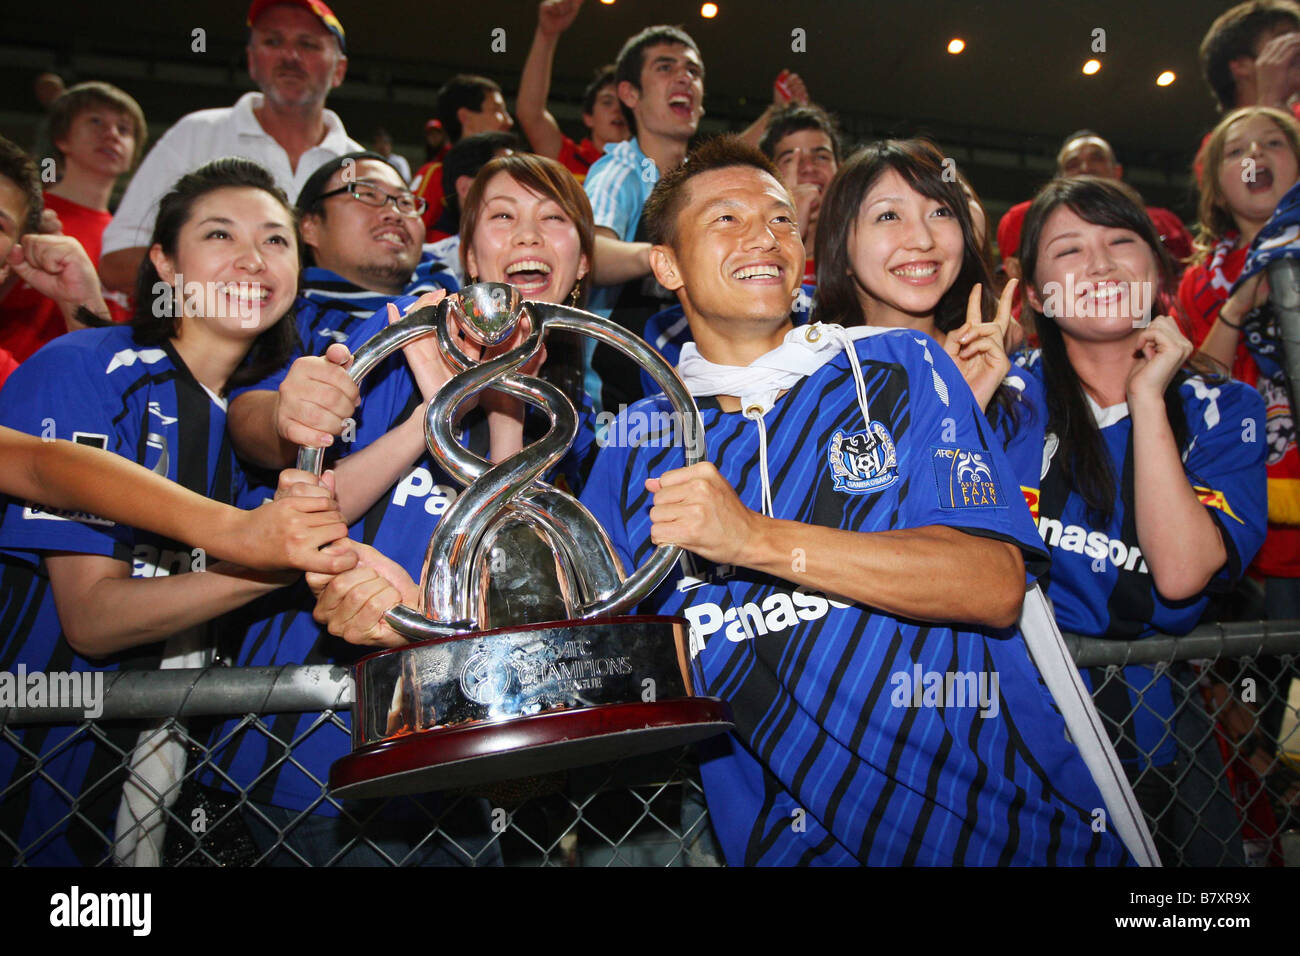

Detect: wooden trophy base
330,696,732,798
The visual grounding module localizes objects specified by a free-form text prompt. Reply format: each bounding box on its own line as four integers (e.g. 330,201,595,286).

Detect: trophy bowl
299,283,733,798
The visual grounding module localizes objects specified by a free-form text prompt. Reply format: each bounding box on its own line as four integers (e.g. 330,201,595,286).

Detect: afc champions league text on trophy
298,282,733,797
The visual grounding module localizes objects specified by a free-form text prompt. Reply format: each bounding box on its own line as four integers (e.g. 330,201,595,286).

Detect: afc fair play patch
931,446,1005,509
828,422,899,495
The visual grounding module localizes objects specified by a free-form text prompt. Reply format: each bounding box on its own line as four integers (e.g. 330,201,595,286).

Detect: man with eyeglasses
227,151,458,469
298,152,444,305
99,0,361,296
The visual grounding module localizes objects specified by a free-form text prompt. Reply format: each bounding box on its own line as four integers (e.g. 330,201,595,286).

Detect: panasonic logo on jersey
680,586,853,657
1037,515,1148,573
390,466,459,516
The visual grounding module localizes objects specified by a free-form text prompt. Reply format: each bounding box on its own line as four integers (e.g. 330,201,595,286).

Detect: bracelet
1216,310,1242,329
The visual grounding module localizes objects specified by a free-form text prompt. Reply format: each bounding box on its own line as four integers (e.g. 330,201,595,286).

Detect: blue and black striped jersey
0,326,242,865
298,252,458,332
580,329,1133,865
1010,352,1267,767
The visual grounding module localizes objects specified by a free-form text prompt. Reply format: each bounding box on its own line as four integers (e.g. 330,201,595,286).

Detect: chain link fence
3,622,1298,866
1065,622,1300,867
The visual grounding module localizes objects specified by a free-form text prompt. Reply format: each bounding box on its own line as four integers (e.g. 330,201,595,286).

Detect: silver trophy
300,283,733,798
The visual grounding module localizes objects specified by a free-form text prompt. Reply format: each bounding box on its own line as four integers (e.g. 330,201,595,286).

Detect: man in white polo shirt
99,0,361,294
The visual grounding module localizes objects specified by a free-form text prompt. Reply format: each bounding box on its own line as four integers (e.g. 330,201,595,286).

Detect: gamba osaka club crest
828,422,899,494
932,446,1005,509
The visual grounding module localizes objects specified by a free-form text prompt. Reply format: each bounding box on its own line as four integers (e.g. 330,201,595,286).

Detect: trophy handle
296,301,467,640
294,297,620,640
527,302,708,620
296,302,449,477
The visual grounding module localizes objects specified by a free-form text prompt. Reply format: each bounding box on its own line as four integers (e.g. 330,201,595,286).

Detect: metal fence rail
3,623,1298,866
2,664,353,723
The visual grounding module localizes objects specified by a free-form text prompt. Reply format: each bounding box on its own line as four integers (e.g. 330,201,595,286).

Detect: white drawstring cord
743,405,774,518
822,325,873,429
737,325,872,521
681,322,881,521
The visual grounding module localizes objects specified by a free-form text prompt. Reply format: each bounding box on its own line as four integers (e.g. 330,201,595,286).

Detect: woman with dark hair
815,138,1017,413
0,157,322,865
1013,174,1268,864
129,160,300,395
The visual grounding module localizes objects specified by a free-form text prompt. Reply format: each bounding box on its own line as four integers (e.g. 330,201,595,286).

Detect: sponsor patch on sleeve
1021,486,1040,520
1193,486,1242,524
72,432,109,450
931,446,1006,509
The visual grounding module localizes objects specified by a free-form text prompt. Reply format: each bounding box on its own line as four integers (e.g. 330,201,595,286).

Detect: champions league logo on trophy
299,283,733,798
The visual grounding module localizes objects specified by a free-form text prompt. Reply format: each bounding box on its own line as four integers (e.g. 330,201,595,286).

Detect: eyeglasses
317,181,427,218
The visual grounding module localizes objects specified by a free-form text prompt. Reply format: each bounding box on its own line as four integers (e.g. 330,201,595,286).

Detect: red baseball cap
247,0,346,53
996,201,1029,262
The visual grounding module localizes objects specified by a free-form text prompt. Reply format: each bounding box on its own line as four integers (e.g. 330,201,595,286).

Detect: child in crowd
0,83,144,362
1181,106,1300,619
